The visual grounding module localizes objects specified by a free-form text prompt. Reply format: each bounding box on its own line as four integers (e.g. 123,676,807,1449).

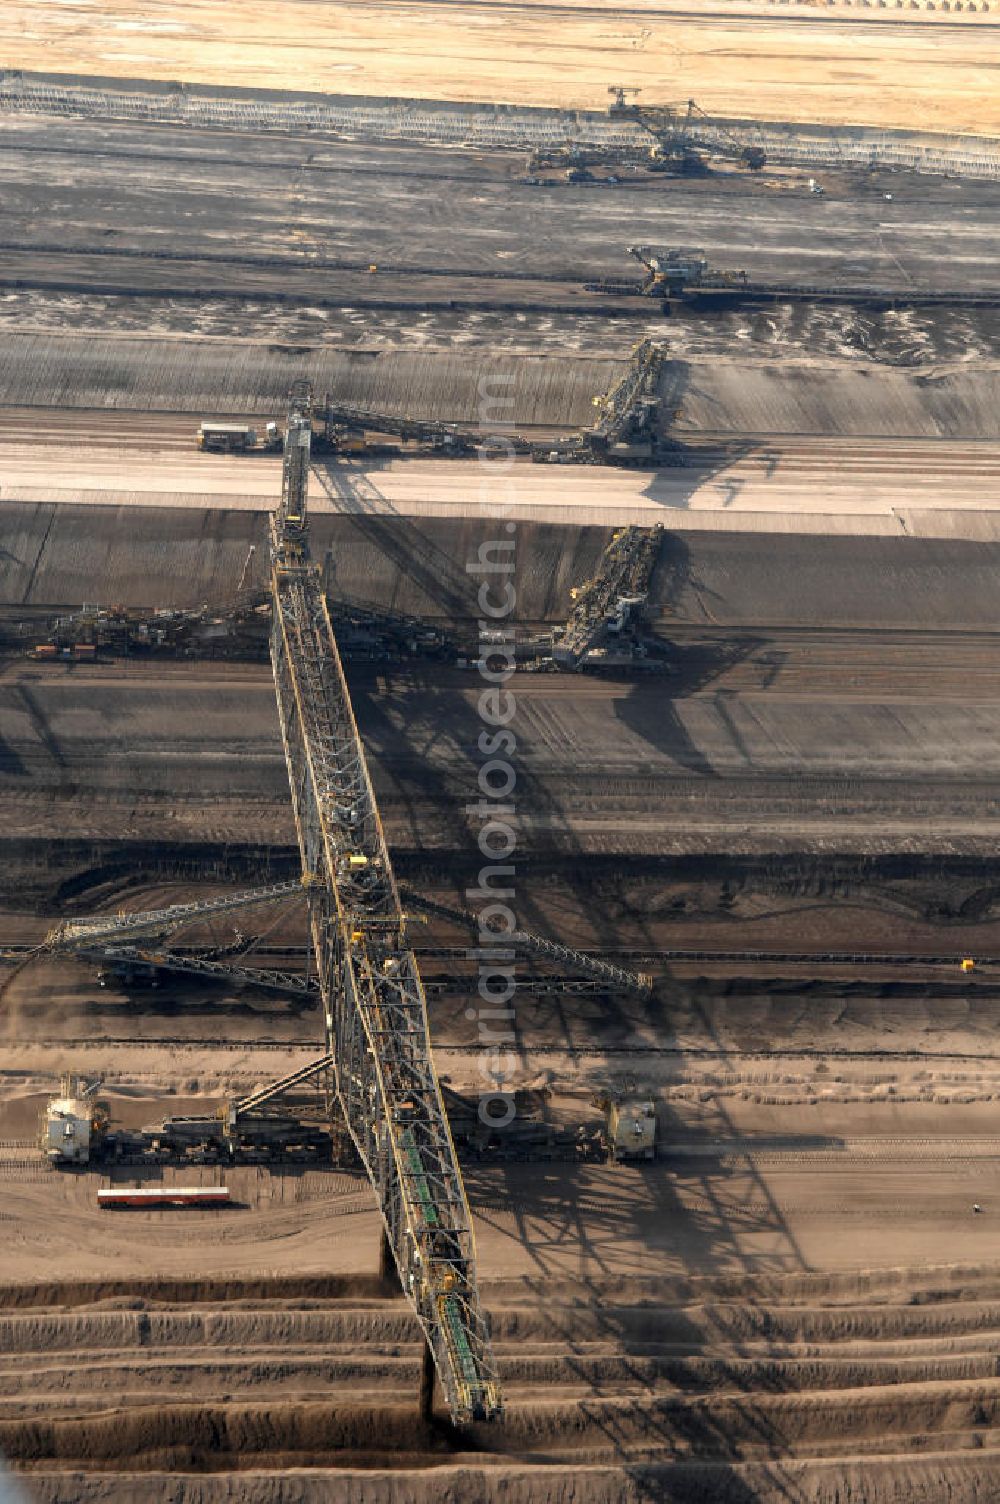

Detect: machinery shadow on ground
0,683,67,774
610,646,770,780
467,1080,816,1289
307,480,814,1309
311,458,474,622
465,1055,820,1478
347,662,664,1070
608,531,775,776
620,1463,808,1503
347,664,474,855
650,357,760,513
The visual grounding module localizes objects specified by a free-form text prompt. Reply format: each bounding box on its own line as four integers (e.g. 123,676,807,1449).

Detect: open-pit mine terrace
3,56,1000,1503
3,409,1000,535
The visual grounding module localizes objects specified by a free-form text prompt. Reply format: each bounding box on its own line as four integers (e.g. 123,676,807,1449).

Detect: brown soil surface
9,1264,1000,1500
4,21,1000,1495
4,2,998,131
4,645,1000,867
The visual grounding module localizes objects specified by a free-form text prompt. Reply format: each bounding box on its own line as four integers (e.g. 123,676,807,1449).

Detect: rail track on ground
5,1036,1000,1063
5,408,1000,487
5,241,1000,305
3,245,997,316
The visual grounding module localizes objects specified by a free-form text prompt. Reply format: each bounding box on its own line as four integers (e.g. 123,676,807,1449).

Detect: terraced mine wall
674,359,1000,437
5,336,1000,443
0,509,605,622
0,337,621,428
4,505,999,630
3,71,1000,180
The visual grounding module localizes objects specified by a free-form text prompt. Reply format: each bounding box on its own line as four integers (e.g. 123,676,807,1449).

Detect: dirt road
4,411,1000,535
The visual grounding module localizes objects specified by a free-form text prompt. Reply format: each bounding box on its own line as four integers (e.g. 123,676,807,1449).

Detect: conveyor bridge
269,387,501,1422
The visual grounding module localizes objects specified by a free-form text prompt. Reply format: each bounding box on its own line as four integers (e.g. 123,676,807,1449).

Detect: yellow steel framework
269,387,500,1423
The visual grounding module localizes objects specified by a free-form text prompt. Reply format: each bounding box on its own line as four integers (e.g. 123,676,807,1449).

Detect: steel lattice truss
554,521,663,667
46,880,303,951
402,889,652,995
45,880,652,1000
588,338,664,442
270,402,501,1423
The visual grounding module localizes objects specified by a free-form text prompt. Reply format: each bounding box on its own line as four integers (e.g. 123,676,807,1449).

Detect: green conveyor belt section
402,1126,440,1229
442,1293,480,1390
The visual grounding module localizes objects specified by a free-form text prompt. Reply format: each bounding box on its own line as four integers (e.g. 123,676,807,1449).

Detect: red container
97,1187,231,1209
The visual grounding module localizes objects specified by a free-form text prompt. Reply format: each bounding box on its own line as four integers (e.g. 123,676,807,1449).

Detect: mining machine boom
585,338,669,464
323,398,480,455
45,880,653,1000
553,522,664,668
268,383,501,1423
607,87,767,173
